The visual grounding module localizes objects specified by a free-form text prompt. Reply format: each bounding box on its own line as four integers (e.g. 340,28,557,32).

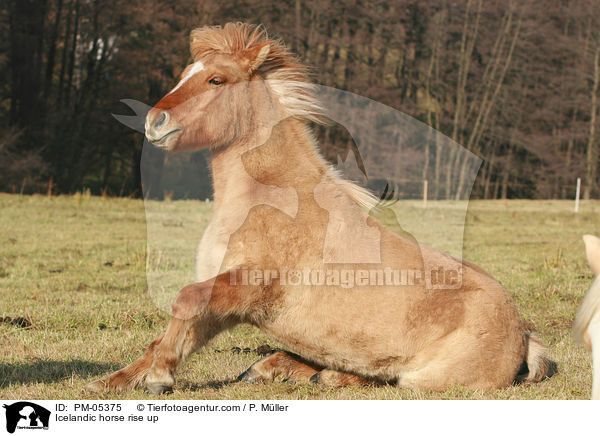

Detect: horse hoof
237,370,259,383
145,383,173,395
84,379,107,393
309,373,320,384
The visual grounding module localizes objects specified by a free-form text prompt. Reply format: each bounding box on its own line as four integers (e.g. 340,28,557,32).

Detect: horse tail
517,333,554,383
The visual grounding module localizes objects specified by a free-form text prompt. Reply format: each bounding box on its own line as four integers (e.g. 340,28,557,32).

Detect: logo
2,402,50,434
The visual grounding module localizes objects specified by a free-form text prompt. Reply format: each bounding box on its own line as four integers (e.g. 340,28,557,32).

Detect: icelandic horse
574,235,600,400
87,23,552,394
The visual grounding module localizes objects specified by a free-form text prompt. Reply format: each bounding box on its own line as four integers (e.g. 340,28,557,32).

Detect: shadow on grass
179,378,239,391
0,360,118,386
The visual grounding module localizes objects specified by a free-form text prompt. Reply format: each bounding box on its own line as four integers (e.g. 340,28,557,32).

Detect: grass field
1,193,599,400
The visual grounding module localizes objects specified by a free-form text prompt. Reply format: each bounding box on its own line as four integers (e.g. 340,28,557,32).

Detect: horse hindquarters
397,285,529,391
258,279,528,390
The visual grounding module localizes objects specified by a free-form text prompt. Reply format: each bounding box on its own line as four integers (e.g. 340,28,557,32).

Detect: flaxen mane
191,23,378,210
191,23,326,125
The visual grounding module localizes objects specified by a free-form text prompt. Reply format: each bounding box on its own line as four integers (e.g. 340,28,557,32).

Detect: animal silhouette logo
112,82,482,311
2,402,50,433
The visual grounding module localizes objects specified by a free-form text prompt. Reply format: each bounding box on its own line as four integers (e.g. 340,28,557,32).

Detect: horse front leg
146,276,244,394
145,309,236,394
87,273,242,394
85,334,165,393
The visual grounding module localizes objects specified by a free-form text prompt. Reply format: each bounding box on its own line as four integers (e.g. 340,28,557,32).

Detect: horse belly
259,287,419,380
259,281,524,386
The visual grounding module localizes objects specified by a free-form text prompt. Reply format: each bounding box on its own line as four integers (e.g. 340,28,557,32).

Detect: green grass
0,193,599,399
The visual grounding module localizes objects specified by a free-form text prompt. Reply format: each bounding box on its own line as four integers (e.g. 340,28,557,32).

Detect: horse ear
245,43,270,74
583,235,600,276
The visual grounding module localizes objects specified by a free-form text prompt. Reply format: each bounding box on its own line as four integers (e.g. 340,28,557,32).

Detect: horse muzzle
145,109,182,148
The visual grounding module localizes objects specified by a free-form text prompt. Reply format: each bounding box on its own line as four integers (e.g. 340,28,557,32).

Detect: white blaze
167,60,205,95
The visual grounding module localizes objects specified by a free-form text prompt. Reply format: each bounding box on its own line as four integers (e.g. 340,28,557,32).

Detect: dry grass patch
1,194,599,399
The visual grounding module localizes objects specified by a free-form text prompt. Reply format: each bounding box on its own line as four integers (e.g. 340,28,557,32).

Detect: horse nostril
154,111,168,130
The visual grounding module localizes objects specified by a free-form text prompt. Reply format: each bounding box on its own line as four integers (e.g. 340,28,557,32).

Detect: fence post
47,177,53,197
575,177,581,213
423,180,428,209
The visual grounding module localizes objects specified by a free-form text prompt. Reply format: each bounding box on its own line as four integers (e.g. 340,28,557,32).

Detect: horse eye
208,77,224,86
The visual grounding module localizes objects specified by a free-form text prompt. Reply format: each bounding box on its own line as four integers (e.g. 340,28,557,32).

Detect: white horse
573,235,600,400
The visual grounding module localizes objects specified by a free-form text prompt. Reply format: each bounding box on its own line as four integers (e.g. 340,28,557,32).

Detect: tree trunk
501,145,512,200
57,0,73,106
295,0,302,56
64,0,79,107
43,0,63,101
8,0,48,130
483,147,496,199
584,44,599,200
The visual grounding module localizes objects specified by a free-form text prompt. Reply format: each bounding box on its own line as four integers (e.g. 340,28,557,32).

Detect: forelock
189,22,327,124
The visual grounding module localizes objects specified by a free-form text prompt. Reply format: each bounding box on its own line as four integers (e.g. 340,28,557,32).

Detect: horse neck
209,118,328,211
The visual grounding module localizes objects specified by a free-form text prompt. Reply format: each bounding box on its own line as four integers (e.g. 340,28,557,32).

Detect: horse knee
172,283,212,319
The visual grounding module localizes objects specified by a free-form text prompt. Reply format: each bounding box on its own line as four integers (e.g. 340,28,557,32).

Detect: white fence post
423,180,428,209
575,177,581,213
